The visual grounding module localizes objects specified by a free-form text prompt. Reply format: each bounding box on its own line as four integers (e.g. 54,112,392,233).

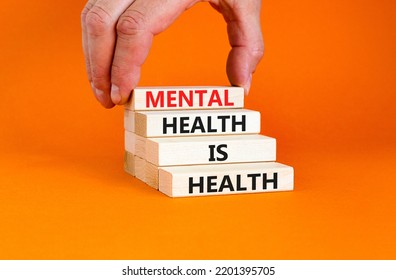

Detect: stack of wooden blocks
124,86,294,197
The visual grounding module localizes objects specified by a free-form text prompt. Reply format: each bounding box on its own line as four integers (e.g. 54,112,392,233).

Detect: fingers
81,0,96,84
82,0,136,108
82,0,196,107
82,0,263,109
211,0,264,94
111,0,197,104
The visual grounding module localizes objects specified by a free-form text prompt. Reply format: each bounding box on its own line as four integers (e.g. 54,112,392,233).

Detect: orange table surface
0,0,395,259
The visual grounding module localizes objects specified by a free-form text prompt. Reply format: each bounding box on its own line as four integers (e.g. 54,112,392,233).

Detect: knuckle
81,1,94,23
117,10,147,36
85,6,113,36
249,41,264,61
81,8,89,24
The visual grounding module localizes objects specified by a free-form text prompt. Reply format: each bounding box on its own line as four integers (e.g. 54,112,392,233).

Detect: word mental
147,89,234,108
125,86,244,111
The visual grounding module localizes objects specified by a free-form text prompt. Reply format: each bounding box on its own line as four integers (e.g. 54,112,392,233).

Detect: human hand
81,0,264,108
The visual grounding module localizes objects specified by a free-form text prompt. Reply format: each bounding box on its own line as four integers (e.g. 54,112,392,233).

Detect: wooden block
124,86,244,111
124,130,136,154
145,161,159,189
124,150,159,189
134,155,146,182
124,151,135,176
131,109,260,137
124,131,146,158
159,162,294,197
124,110,135,132
146,134,276,166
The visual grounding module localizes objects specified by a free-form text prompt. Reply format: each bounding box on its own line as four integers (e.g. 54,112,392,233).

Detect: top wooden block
124,86,244,111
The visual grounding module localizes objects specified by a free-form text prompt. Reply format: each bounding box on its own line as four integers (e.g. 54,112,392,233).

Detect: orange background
0,0,395,259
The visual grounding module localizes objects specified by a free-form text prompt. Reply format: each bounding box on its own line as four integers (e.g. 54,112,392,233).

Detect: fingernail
111,84,121,104
95,87,106,104
244,74,252,95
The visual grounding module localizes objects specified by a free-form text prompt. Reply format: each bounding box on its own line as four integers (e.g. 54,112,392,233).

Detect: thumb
211,0,264,94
